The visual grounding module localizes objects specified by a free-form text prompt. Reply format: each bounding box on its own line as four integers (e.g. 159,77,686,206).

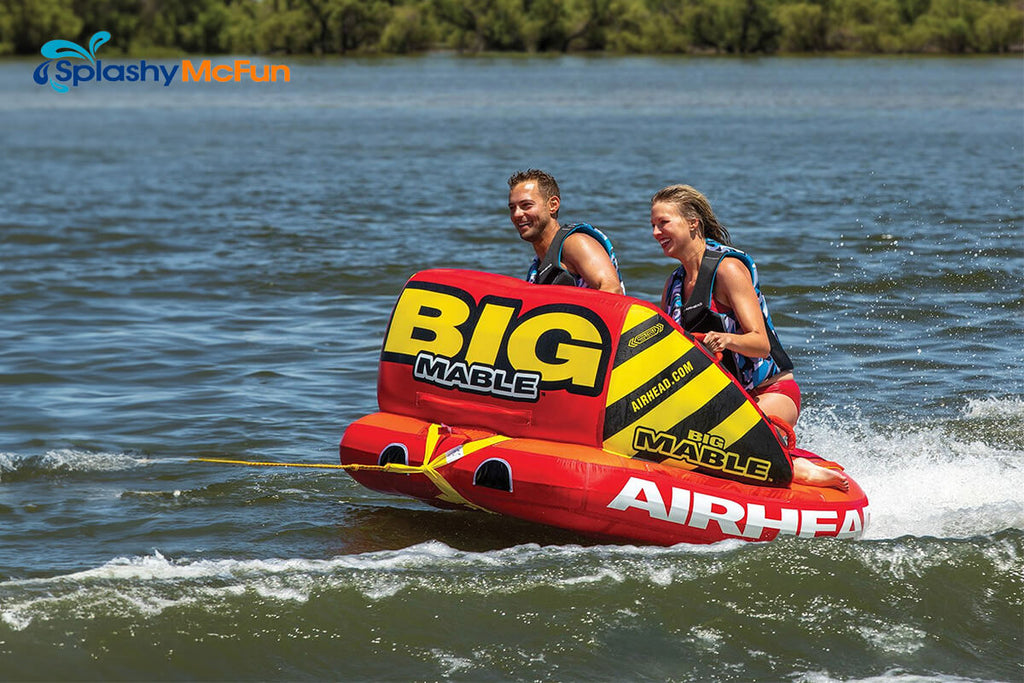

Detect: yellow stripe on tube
603,364,731,456
709,400,764,448
606,332,695,406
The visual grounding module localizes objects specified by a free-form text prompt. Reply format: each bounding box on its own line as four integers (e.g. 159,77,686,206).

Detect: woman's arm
701,258,771,358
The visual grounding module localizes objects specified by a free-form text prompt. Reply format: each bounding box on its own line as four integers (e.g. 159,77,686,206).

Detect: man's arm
560,232,624,294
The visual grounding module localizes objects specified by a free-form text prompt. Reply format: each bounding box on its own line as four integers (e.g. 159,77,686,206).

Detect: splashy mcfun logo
33,31,290,93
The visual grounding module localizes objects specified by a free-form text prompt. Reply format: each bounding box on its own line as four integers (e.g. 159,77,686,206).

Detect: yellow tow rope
194,458,350,469
193,423,509,511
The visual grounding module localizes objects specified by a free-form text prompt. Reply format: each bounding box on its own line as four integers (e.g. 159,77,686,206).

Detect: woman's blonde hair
651,184,731,245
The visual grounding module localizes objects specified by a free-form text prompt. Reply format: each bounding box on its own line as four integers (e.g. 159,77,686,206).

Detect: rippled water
1,56,1022,681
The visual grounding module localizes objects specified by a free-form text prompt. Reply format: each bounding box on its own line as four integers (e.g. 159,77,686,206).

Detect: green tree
604,0,663,53
687,0,778,53
616,0,692,53
379,2,438,53
5,0,1023,57
480,0,528,51
69,0,144,54
1,0,83,55
178,0,232,53
0,6,10,54
562,0,626,51
905,0,984,52
774,2,827,51
830,0,902,52
974,4,1024,53
325,0,391,53
253,0,317,54
432,0,486,51
736,0,778,52
298,0,334,54
220,1,261,53
686,0,732,52
522,0,569,51
895,0,931,24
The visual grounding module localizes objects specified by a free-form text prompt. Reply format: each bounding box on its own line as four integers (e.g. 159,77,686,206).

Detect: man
507,169,625,294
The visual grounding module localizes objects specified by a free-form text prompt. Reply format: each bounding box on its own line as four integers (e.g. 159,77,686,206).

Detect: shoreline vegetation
2,0,1022,57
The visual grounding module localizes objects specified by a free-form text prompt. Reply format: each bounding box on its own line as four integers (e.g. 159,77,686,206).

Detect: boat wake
797,396,1024,540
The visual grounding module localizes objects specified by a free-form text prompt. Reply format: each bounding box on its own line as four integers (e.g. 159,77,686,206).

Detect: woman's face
651,201,697,260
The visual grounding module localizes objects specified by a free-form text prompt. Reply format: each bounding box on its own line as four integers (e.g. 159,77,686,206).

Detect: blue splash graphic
34,31,111,93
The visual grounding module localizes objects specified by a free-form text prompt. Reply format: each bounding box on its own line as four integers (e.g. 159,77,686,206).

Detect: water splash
0,449,149,480
798,397,1024,540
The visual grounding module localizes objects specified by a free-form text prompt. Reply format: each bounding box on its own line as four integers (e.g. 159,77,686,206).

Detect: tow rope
194,458,350,469
193,423,509,510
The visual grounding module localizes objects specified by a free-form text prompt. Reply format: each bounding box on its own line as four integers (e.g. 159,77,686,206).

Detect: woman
651,184,848,491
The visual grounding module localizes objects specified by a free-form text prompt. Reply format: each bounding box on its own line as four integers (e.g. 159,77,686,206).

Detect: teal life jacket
527,223,625,294
662,240,792,390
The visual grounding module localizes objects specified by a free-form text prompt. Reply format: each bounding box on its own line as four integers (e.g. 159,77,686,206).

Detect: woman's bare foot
792,457,849,492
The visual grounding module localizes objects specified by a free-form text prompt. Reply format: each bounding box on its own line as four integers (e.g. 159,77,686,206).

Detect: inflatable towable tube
339,269,869,545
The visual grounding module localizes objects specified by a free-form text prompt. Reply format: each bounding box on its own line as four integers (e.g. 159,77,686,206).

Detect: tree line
3,0,1022,57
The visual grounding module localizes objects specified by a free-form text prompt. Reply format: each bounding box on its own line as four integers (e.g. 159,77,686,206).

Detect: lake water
1,55,1022,681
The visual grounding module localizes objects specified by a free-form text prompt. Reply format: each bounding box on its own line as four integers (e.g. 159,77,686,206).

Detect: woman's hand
702,331,731,354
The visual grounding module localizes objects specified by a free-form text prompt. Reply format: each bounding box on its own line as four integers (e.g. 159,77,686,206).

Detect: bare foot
793,457,849,492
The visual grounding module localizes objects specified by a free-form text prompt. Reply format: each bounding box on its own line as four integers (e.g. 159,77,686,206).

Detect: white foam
0,608,33,631
796,671,984,683
0,449,150,476
41,448,151,471
556,567,625,586
0,452,17,474
964,395,1024,420
429,649,475,677
798,398,1024,540
0,539,762,631
855,622,928,655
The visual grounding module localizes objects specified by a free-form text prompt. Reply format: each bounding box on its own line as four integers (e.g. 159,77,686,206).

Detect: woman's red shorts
751,378,802,414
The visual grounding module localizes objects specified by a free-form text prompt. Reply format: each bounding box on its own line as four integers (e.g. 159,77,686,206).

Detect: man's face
509,181,559,243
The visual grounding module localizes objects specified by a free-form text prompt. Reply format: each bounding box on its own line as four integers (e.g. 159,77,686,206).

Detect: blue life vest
662,240,793,390
527,223,625,294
